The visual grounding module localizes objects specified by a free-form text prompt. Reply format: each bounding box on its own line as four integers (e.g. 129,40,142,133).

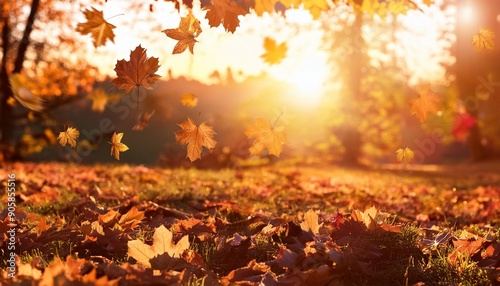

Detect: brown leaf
76,7,116,48
58,127,80,148
175,117,217,162
118,206,144,230
472,28,494,51
111,45,160,94
300,209,322,234
163,12,202,54
132,110,155,131
203,0,248,33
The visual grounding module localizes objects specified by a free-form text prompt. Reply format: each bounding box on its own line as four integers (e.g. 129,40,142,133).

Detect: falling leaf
175,118,217,162
76,7,116,48
300,209,323,234
111,45,160,94
9,74,44,112
261,37,287,65
88,88,113,112
127,225,190,268
410,87,439,122
58,127,80,148
472,28,494,51
203,0,248,33
396,147,414,164
181,93,198,107
254,0,275,16
109,132,129,160
245,118,287,157
163,12,202,54
423,0,434,6
132,110,155,131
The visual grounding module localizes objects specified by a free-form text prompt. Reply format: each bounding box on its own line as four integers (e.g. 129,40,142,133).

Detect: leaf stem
137,87,141,111
105,14,124,21
272,111,283,129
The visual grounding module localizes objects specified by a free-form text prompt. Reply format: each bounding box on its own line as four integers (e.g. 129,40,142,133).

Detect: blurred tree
0,1,96,160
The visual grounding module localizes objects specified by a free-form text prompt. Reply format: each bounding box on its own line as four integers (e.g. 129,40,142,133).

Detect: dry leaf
351,206,378,230
76,7,116,48
127,225,190,268
109,132,129,160
111,45,160,94
88,88,118,112
472,28,494,51
300,209,323,234
9,73,44,112
175,117,217,162
118,206,144,229
245,118,287,157
132,110,155,131
261,37,287,65
181,93,198,107
396,147,414,164
163,12,202,54
58,127,80,148
410,87,439,122
203,0,248,33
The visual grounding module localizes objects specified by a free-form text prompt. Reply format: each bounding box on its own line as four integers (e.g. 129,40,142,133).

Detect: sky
79,0,454,92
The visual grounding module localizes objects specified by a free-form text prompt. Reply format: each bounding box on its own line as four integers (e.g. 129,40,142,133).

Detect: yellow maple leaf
396,147,415,164
302,0,329,19
245,118,287,157
88,88,119,112
58,127,80,148
351,206,379,230
410,87,439,122
261,37,287,65
181,93,198,107
254,0,275,16
112,45,160,94
128,225,190,269
300,209,323,234
76,7,116,48
472,28,494,51
423,0,434,6
109,132,129,160
175,118,217,162
203,0,248,33
163,12,202,54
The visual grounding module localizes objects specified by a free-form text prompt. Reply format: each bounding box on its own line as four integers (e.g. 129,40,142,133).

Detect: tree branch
13,0,41,73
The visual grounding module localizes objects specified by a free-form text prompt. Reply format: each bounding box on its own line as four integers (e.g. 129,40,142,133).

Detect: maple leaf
163,12,202,54
351,206,378,230
302,0,329,19
410,87,439,122
300,209,323,234
261,37,287,65
132,110,155,131
181,93,198,107
423,0,434,6
109,132,129,160
111,45,160,94
254,0,275,16
118,206,145,230
395,147,414,164
245,118,287,157
128,225,190,268
472,28,494,51
87,88,119,112
175,118,217,162
204,0,248,33
58,127,80,148
76,7,116,48
452,112,477,142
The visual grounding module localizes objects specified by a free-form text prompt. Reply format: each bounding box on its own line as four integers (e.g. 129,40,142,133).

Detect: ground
1,161,500,285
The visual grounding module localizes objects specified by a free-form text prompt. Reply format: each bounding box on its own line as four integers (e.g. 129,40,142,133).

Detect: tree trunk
0,0,40,159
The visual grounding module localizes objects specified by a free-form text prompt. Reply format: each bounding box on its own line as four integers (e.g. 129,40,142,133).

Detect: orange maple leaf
245,118,287,157
472,28,494,51
181,93,198,107
109,132,129,160
203,0,248,33
175,117,217,162
395,147,415,164
261,37,287,65
132,110,155,131
58,127,80,148
163,12,202,54
410,87,439,122
111,45,160,94
76,7,116,48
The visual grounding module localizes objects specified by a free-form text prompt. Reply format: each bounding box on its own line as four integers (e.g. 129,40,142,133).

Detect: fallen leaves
261,37,287,65
57,127,80,148
109,132,129,160
111,45,160,94
128,225,190,269
175,117,217,162
163,12,202,54
245,118,287,157
76,7,116,48
472,28,494,51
